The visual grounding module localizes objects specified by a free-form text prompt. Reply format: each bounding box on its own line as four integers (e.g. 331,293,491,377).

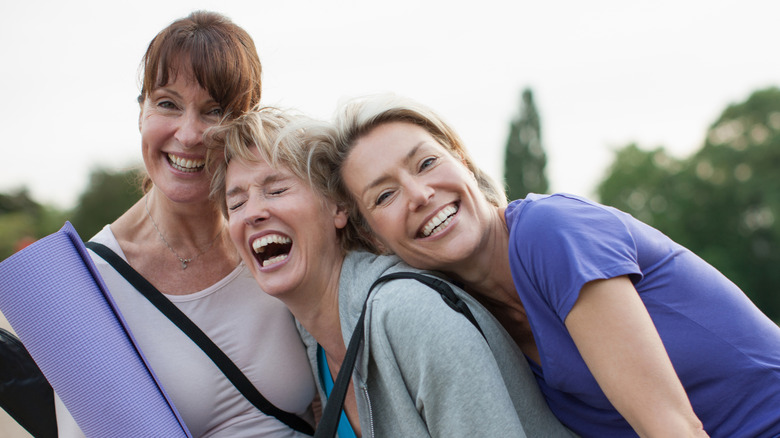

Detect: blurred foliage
0,190,67,260
68,167,144,240
0,167,143,262
598,87,780,321
504,88,549,199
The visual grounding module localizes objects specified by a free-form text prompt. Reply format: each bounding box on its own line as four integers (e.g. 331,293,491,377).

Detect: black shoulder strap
314,271,484,438
85,241,314,436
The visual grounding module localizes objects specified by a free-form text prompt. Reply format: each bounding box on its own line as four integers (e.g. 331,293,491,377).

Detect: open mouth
419,203,459,238
252,234,292,267
167,153,205,173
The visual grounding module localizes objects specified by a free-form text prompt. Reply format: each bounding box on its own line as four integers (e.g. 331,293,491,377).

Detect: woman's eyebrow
226,172,288,198
225,185,245,199
362,142,425,194
151,87,181,99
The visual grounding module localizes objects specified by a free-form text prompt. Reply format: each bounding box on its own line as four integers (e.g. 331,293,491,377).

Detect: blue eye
420,157,436,171
158,100,177,110
375,191,393,206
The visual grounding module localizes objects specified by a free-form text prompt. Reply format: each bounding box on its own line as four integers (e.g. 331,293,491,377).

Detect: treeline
0,168,143,258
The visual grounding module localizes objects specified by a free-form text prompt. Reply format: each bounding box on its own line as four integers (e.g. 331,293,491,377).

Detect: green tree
596,144,686,234
684,87,780,320
68,167,144,240
598,87,780,321
0,211,38,259
0,188,40,216
0,189,67,260
503,88,549,200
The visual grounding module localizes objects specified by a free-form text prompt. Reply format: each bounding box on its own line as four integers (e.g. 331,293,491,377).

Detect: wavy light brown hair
307,94,507,253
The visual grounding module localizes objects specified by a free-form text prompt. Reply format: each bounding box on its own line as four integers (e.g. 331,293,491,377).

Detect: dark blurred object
0,328,57,438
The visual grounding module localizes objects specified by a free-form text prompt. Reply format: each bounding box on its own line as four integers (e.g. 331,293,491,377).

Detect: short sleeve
507,195,642,320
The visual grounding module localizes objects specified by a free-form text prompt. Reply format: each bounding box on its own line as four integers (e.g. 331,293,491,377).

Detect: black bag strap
85,241,314,436
314,271,484,438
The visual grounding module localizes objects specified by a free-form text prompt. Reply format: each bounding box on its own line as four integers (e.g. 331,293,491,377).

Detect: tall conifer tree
503,88,548,199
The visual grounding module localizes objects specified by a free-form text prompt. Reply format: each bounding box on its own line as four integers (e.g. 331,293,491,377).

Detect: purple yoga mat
0,222,191,437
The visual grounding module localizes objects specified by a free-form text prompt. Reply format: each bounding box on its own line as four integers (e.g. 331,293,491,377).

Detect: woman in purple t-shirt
315,93,780,438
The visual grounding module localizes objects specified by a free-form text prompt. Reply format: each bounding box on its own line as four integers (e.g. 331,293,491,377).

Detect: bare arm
564,275,708,438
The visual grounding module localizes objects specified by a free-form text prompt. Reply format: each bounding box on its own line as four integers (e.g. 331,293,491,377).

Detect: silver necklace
145,194,223,269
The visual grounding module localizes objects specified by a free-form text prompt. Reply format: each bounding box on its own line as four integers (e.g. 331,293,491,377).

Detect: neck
283,254,348,358
441,206,537,358
138,188,236,272
444,206,519,307
146,188,225,244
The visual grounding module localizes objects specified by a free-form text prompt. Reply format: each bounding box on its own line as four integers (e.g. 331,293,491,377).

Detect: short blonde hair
205,106,376,253
308,93,508,252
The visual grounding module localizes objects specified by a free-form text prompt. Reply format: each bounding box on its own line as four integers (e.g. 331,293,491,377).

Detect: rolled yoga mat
0,222,191,437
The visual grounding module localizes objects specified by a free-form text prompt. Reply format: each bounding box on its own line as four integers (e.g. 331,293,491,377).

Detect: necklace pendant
181,259,190,269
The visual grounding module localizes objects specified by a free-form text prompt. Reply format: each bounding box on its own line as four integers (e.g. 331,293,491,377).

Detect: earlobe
333,205,349,230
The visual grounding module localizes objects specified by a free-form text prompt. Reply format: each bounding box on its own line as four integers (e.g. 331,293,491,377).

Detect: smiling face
139,69,223,203
225,149,347,298
341,121,494,272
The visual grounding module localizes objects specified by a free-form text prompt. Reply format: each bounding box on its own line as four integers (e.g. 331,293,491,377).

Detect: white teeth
262,254,288,267
252,234,292,253
422,205,458,237
168,153,205,172
252,234,292,267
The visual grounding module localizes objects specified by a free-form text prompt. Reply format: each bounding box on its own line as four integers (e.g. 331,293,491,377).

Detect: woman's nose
407,179,434,212
175,111,207,149
244,197,271,225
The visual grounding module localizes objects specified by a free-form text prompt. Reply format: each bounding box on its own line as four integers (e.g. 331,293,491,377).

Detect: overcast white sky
2,0,778,210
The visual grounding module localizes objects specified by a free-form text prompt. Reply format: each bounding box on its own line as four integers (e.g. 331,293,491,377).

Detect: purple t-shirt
505,193,780,437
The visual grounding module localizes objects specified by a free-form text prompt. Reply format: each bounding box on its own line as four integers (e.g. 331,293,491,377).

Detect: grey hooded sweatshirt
298,251,575,437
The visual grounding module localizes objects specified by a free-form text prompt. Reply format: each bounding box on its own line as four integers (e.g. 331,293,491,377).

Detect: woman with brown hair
55,11,316,437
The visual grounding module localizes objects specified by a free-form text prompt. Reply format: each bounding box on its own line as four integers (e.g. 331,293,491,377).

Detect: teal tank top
317,345,357,438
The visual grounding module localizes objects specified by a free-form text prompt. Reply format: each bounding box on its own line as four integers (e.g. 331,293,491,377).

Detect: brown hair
309,94,507,252
139,10,263,192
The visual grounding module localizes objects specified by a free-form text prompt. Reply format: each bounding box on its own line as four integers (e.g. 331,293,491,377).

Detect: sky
2,0,779,210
